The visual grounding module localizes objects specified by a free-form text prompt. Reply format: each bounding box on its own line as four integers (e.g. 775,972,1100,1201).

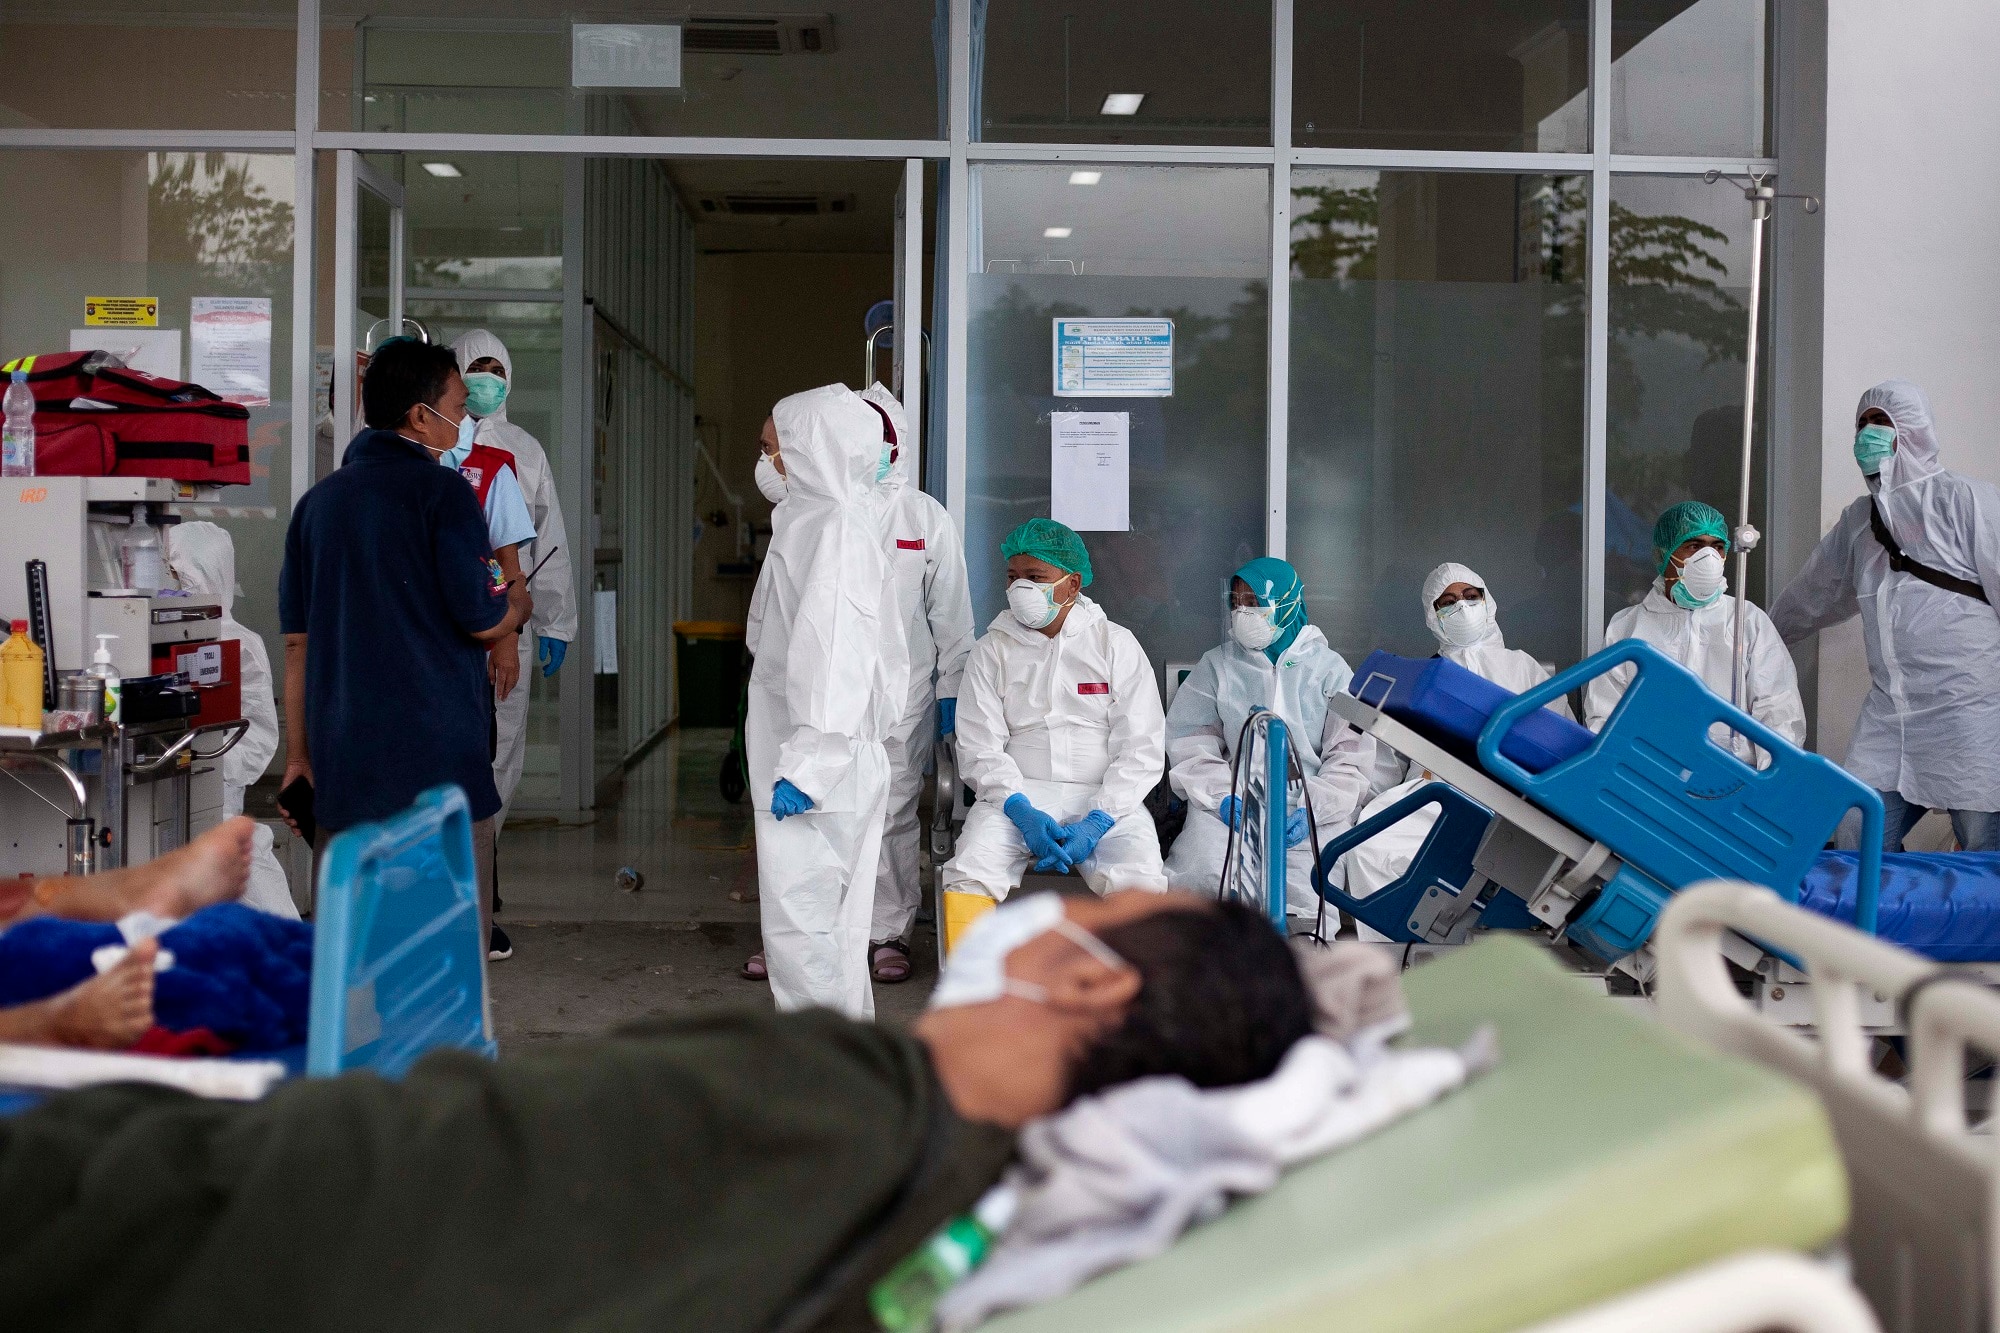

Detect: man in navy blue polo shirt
277,339,532,933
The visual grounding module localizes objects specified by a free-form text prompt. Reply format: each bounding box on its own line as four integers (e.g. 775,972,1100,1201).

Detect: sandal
740,952,767,981
871,938,913,984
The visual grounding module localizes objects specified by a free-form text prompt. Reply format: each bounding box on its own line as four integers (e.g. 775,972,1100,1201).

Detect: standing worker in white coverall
1162,557,1375,919
852,383,974,984
743,384,909,1019
163,522,298,919
938,519,1167,950
1772,379,2000,851
451,331,576,956
1339,563,1569,914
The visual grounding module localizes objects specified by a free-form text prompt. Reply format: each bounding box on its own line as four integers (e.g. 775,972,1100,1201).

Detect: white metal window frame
0,0,1783,787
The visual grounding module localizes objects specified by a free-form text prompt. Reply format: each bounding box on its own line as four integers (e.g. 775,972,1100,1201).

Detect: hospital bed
979,883,1999,1332
0,783,494,1104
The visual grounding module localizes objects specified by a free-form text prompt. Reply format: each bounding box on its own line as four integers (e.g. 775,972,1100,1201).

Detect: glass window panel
977,1,1271,145
1611,0,1772,156
0,3,295,130
0,148,298,670
1293,1,1590,153
967,164,1269,671
320,2,938,139
1287,170,1587,669
1605,174,1766,618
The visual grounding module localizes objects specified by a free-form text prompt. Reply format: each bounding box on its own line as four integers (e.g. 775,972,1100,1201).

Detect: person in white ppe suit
939,519,1168,946
743,384,910,1019
852,383,975,983
1773,379,2000,851
1162,557,1376,919
163,521,298,920
450,330,578,822
1584,501,1805,766
1338,563,1569,913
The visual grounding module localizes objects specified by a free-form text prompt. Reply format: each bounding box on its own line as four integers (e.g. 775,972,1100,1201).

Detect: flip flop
871,939,913,984
740,952,767,981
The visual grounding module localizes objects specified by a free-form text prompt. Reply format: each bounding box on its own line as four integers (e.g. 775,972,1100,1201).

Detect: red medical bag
2,351,251,485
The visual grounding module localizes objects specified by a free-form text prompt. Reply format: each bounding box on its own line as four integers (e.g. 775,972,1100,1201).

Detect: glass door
330,150,407,452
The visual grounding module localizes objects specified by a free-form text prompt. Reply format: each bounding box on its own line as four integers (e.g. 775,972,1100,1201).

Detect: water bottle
868,1185,1018,1332
2,368,33,477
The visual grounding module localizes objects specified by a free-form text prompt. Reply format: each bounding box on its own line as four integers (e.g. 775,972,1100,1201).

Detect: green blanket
0,1008,1014,1333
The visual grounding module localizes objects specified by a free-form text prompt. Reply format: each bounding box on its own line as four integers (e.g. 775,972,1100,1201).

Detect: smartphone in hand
277,775,317,848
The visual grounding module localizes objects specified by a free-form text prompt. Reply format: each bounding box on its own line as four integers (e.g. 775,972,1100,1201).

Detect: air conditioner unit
683,13,836,55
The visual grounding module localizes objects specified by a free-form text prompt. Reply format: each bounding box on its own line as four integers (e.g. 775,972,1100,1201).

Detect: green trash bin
674,621,747,728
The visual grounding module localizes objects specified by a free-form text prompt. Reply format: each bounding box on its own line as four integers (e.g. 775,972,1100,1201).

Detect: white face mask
1231,604,1280,651
754,454,787,503
928,892,1128,1010
1435,597,1491,648
1008,578,1068,630
1672,547,1728,608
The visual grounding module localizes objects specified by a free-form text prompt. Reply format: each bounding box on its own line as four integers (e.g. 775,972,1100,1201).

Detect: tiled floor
488,728,940,1044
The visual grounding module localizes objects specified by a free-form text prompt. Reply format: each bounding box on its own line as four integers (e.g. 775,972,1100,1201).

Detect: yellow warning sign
84,296,159,327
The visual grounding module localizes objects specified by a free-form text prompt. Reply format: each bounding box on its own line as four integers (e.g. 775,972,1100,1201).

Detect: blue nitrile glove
937,697,957,736
1286,807,1309,849
771,779,815,820
1218,794,1243,830
538,636,567,676
1058,810,1116,865
1005,793,1073,873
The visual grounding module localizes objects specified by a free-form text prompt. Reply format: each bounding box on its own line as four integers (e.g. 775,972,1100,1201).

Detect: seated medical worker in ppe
1584,500,1805,766
1773,380,2000,852
164,521,296,919
1338,563,1570,912
2,891,1310,1333
1162,558,1376,917
939,519,1168,944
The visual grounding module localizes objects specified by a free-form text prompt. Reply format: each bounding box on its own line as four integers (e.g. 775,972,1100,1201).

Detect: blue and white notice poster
1052,317,1174,397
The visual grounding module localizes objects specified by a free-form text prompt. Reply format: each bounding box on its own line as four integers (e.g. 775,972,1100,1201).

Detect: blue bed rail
305,784,496,1078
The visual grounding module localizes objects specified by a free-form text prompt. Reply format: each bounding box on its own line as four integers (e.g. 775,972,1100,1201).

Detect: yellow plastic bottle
1,620,44,730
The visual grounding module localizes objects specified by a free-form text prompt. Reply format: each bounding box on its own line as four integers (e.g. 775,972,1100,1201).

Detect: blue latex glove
1285,807,1309,849
937,697,957,736
1058,809,1115,865
1218,794,1243,830
1004,793,1073,873
770,778,815,820
537,636,567,677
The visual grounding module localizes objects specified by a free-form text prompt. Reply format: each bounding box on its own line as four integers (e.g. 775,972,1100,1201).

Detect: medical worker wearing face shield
1162,558,1376,917
938,520,1168,943
1339,564,1569,911
450,331,578,812
849,383,976,984
742,385,910,1019
1773,380,2000,852
164,522,298,920
1584,501,1805,766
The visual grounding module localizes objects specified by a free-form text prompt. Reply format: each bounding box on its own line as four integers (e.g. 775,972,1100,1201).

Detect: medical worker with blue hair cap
1162,557,1377,917
1585,500,1805,766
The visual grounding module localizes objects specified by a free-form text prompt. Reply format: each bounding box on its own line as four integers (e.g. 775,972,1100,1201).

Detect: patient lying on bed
0,818,254,1049
0,890,1311,1333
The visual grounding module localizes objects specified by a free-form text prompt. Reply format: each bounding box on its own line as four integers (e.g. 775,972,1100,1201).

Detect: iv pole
1705,169,1819,711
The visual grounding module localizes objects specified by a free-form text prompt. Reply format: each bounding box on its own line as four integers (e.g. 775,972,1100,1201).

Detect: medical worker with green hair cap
1162,557,1377,917
1585,500,1805,765
938,519,1168,947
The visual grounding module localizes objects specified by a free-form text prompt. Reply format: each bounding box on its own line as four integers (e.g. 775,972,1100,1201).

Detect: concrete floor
488,728,940,1046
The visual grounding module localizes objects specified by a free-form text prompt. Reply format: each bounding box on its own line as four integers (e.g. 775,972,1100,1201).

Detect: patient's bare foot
28,817,255,926
0,940,157,1049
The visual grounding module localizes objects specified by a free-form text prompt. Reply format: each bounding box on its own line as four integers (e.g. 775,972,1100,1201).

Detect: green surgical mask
1854,423,1896,476
464,371,508,420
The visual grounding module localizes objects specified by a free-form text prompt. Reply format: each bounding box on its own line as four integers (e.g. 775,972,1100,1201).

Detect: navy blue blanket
0,904,312,1051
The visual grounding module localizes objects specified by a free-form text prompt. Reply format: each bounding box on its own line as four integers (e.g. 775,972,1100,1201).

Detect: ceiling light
421,162,462,178
1067,170,1102,186
1099,93,1145,116
1043,226,1072,239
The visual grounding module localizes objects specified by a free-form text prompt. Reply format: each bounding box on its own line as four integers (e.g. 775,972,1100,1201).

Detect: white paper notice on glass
70,328,181,381
188,297,273,405
1050,411,1130,533
594,589,619,675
